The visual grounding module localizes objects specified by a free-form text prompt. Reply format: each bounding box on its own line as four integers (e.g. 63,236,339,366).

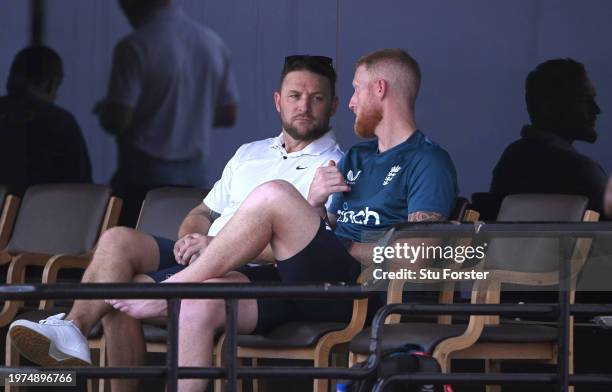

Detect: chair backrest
6,184,113,255
136,187,209,240
480,194,598,327
485,194,589,272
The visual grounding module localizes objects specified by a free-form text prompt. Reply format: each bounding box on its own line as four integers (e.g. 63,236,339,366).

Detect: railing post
166,298,181,392
225,298,238,391
558,238,571,392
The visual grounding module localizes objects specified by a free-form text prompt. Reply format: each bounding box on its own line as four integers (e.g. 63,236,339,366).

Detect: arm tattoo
197,206,220,223
207,209,221,223
407,211,446,222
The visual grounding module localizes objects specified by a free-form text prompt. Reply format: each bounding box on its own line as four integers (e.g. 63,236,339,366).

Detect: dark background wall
1,0,610,197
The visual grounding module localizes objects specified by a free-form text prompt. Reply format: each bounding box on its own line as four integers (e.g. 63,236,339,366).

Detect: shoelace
39,313,68,325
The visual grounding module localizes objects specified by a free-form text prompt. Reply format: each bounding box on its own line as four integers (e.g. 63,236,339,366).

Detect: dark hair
280,55,337,97
6,46,64,95
525,58,587,123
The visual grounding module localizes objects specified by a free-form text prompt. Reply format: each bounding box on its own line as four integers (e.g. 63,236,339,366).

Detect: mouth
293,117,314,123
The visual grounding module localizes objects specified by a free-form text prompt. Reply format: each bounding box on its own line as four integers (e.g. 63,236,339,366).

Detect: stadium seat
348,194,598,392
3,184,121,392
97,186,208,391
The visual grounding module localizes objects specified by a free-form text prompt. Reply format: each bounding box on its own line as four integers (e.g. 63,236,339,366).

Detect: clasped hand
173,233,211,265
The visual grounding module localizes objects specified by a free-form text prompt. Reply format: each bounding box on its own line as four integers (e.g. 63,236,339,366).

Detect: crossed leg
163,180,322,284
66,227,163,336
108,180,326,391
178,271,258,392
102,274,155,392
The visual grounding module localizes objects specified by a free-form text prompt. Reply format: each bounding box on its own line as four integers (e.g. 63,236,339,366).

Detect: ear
330,96,339,116
274,91,281,113
376,79,388,99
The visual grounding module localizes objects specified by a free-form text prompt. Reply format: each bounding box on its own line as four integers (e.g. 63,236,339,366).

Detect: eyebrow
286,89,325,95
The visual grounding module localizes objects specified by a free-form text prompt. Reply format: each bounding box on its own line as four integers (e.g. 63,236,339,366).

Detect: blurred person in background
0,45,92,194
491,58,607,215
94,0,239,225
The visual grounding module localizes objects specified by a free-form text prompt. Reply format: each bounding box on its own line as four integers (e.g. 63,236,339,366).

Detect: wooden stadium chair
95,186,209,392
348,194,598,392
214,197,476,392
0,186,20,256
3,184,121,392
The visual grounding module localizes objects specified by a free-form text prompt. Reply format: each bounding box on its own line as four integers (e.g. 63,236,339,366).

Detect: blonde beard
354,106,382,138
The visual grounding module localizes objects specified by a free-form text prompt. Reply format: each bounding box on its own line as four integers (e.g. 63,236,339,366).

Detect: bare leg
67,227,162,336
167,180,321,284
178,271,258,392
102,274,154,392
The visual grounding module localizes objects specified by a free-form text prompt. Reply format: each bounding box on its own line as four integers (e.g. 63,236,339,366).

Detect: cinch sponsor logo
346,170,362,185
337,207,380,225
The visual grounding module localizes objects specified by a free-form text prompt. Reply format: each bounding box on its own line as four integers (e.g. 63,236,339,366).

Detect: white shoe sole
9,325,90,366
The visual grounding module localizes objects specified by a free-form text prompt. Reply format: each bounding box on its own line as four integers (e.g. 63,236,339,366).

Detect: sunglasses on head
284,55,333,68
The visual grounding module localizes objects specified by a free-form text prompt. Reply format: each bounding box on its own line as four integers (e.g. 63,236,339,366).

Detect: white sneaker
9,313,92,366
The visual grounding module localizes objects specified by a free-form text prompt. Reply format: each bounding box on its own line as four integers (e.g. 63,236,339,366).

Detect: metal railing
1,221,612,391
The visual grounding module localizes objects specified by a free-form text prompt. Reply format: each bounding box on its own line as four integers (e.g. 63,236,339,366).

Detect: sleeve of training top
406,149,458,218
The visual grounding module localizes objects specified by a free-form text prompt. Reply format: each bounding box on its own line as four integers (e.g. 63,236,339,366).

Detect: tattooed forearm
189,204,220,223
208,209,220,222
407,211,446,222
200,206,220,223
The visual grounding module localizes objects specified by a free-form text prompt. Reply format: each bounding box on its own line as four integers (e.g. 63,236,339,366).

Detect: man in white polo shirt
10,55,342,392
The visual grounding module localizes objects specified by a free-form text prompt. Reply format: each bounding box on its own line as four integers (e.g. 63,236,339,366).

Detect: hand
307,160,350,208
173,233,211,265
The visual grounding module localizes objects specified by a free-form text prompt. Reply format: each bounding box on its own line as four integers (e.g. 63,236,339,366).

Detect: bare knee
248,180,301,205
95,227,157,269
97,227,140,256
180,298,226,333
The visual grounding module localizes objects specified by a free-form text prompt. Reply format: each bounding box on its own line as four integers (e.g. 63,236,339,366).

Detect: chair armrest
0,253,52,326
0,251,11,265
42,254,91,284
40,254,91,310
6,253,52,284
432,280,490,370
315,271,371,353
0,195,20,250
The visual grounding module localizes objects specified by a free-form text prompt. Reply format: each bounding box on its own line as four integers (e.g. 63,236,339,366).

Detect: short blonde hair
356,49,421,104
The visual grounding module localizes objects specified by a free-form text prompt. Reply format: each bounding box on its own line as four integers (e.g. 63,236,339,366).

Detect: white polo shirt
204,130,343,236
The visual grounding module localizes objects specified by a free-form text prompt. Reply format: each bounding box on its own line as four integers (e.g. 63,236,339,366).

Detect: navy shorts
145,237,188,283
146,220,382,333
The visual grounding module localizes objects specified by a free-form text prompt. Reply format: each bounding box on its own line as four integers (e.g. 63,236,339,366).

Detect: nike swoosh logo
296,166,308,170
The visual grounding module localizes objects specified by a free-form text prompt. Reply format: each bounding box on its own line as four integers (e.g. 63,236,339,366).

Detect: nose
297,96,310,113
348,93,356,112
594,100,601,115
